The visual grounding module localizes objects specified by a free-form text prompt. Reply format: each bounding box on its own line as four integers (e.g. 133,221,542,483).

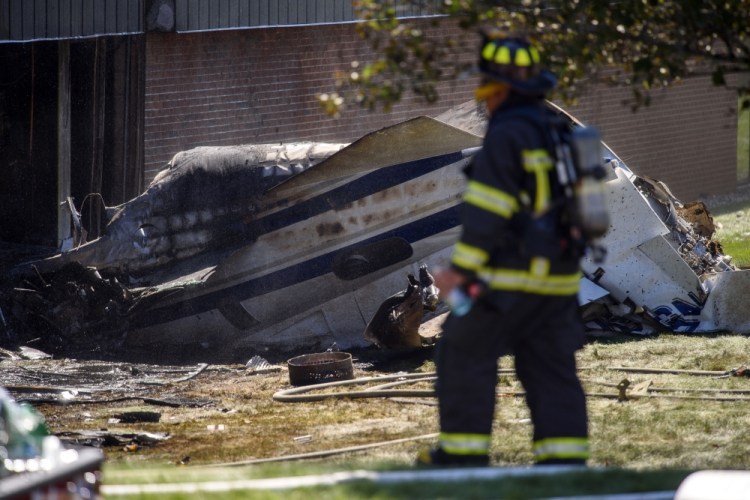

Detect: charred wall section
1,42,59,245
142,22,478,183
70,37,145,240
0,37,144,246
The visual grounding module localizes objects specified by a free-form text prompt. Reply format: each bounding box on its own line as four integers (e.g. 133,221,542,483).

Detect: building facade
0,0,741,247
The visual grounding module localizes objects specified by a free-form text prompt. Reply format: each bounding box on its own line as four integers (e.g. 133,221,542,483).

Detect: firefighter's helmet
477,35,556,96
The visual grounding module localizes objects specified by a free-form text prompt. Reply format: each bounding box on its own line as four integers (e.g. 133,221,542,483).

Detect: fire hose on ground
201,365,750,467
272,367,750,404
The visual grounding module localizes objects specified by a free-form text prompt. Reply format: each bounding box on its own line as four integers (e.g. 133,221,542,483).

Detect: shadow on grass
295,468,693,500
103,464,694,500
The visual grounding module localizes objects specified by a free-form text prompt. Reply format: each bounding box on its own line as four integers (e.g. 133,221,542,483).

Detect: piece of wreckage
5,101,750,359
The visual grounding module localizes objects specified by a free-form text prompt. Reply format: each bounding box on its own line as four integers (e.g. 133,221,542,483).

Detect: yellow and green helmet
478,35,556,96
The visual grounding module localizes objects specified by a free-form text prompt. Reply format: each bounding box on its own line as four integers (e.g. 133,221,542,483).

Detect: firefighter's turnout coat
436,94,590,464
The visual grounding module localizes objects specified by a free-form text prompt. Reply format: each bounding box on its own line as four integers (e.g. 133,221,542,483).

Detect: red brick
144,23,738,200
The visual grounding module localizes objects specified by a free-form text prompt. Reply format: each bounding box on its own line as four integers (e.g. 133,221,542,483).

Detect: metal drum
287,352,354,386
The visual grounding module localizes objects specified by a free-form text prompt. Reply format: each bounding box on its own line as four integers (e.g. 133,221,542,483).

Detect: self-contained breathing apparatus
550,120,610,262
508,109,610,264
449,115,610,317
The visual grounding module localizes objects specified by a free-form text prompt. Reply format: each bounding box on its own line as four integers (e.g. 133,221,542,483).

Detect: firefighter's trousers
436,292,589,463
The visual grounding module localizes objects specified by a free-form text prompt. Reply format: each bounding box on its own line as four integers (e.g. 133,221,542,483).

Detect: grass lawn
101,333,750,499
738,97,749,184
94,201,750,499
713,200,750,268
102,465,691,499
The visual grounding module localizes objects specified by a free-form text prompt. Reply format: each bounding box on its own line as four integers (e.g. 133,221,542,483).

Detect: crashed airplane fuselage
11,102,750,356
16,115,480,354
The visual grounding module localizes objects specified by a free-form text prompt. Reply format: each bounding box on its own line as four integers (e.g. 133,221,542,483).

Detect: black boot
416,447,490,467
535,458,587,466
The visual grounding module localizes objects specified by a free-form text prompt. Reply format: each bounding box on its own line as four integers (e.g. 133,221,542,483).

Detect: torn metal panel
271,116,481,198
575,146,744,334
29,143,347,277
578,278,609,305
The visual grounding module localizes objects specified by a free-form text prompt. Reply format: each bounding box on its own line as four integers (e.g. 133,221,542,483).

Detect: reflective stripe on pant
533,437,590,462
439,432,491,456
436,292,588,461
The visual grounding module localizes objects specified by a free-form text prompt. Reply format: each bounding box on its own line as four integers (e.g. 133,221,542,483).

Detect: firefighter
417,35,589,466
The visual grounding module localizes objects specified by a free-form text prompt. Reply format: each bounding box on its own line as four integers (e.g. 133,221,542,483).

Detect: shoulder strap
500,106,570,150
494,106,570,202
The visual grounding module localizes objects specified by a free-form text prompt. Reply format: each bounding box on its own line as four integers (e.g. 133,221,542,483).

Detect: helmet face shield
478,36,556,96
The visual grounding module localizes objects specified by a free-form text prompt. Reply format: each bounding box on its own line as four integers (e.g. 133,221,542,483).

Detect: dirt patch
0,316,446,467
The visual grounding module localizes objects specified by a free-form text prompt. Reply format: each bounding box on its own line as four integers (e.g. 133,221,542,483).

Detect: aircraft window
218,298,260,330
333,237,414,281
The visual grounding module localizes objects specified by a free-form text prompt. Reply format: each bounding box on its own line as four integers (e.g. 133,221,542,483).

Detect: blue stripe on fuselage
249,150,466,235
131,151,466,329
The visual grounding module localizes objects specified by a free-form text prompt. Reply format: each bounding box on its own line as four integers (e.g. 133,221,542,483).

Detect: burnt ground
0,236,442,464
0,315,446,469
0,241,448,469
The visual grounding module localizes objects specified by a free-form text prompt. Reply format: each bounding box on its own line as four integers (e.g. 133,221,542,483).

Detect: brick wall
143,22,478,183
560,77,738,201
144,23,739,201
